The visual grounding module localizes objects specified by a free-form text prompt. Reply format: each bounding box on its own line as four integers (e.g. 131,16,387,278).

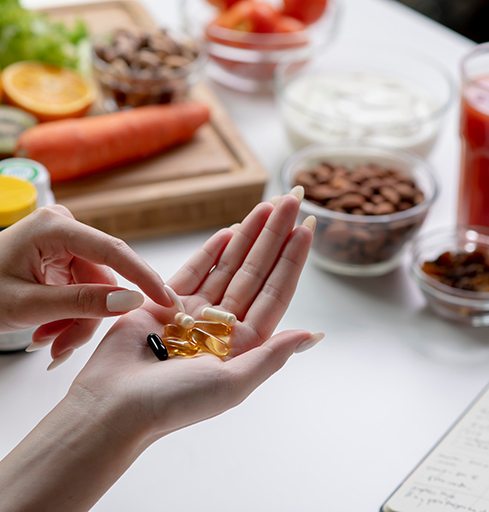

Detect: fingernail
47,350,74,371
295,332,325,353
289,185,305,202
302,215,317,233
25,339,52,352
269,195,281,206
163,285,185,313
106,290,144,313
230,223,240,230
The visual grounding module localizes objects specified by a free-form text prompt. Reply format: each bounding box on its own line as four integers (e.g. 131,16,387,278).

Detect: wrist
65,381,152,452
0,387,151,512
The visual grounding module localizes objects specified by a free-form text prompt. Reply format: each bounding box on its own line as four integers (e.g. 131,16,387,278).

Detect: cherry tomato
250,2,280,32
282,0,328,25
207,0,246,10
273,14,306,33
206,0,308,81
212,1,280,33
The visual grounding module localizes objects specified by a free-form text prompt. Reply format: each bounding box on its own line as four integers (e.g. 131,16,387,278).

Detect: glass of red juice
459,44,489,228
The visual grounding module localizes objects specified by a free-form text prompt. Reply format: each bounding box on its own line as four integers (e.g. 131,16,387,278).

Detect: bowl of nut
93,27,205,110
411,226,489,326
281,145,438,276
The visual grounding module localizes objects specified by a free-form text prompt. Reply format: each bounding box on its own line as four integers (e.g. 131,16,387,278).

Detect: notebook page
383,387,489,512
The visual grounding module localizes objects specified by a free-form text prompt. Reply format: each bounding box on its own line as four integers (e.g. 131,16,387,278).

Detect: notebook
381,384,489,512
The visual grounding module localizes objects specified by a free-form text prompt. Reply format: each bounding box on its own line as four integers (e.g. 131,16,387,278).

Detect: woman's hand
0,205,171,357
73,192,319,439
0,192,320,512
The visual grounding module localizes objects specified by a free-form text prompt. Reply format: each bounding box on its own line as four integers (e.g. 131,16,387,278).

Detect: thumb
21,283,145,324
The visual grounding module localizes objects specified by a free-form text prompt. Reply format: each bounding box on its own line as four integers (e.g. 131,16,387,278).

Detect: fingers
36,209,171,307
219,195,300,320
197,202,274,305
224,330,323,405
19,282,144,326
71,257,117,287
28,316,101,362
50,318,100,361
244,225,313,342
167,228,234,296
28,319,74,351
45,204,75,219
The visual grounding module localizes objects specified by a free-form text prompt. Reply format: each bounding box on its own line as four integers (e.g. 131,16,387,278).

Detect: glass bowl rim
411,225,489,302
179,0,341,48
280,143,439,224
461,42,489,89
275,43,455,130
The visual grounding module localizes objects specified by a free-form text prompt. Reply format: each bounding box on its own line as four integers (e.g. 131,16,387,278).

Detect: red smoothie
458,76,489,228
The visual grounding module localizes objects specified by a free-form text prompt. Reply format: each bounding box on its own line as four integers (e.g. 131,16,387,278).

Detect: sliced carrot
15,102,210,183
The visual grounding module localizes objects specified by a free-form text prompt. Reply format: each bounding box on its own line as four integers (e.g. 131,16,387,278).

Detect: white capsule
164,285,185,313
201,307,237,326
175,312,195,329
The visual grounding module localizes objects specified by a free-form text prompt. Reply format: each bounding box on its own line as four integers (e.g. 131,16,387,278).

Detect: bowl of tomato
181,0,340,92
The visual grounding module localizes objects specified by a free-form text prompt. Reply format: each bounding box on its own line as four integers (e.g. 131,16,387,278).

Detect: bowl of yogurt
276,44,454,156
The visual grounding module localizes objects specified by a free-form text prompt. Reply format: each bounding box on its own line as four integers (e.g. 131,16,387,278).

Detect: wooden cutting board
42,0,268,239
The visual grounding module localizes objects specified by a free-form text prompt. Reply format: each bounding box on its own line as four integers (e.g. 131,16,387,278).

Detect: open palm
73,195,316,438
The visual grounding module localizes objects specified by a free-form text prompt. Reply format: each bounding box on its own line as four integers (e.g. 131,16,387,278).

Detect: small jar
0,175,38,352
0,158,55,206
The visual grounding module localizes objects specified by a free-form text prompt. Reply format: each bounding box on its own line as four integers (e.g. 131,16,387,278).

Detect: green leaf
0,2,90,71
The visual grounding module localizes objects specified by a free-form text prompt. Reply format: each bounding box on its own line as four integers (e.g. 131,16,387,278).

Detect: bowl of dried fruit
411,226,489,326
93,27,205,110
281,145,438,276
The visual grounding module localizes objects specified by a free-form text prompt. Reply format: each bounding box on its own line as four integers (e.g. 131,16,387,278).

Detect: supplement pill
147,333,169,361
201,307,237,326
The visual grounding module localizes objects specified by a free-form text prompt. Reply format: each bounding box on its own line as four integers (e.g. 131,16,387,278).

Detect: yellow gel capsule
164,324,190,340
191,327,230,358
163,337,200,358
194,321,231,343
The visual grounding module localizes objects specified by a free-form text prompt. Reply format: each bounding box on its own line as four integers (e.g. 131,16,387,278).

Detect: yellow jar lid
0,175,37,227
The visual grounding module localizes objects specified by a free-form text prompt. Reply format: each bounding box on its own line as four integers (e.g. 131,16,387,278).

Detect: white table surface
3,0,486,511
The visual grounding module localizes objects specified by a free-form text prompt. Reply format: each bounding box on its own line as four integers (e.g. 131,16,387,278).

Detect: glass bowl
276,43,454,157
281,144,439,276
181,0,340,92
92,28,205,111
411,226,489,326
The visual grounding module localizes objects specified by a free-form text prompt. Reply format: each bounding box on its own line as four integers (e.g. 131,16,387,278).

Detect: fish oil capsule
163,337,200,357
194,321,231,344
201,307,237,326
190,327,230,358
164,323,190,340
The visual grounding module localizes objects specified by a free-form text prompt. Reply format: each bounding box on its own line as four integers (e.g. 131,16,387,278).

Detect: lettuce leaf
0,0,89,71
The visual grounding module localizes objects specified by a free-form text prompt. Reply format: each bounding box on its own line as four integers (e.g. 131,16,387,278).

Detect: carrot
15,102,210,183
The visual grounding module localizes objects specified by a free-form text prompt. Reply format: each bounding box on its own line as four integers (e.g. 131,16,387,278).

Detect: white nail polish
47,350,74,371
289,185,305,202
302,215,317,233
106,290,144,313
295,332,325,353
163,285,185,313
269,196,281,206
25,339,52,352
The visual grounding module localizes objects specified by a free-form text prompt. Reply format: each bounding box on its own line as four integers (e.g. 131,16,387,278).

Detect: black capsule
147,333,169,361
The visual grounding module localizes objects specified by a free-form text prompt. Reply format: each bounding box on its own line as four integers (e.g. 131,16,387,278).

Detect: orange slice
2,62,96,122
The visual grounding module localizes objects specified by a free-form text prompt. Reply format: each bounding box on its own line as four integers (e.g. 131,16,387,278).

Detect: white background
3,0,487,510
